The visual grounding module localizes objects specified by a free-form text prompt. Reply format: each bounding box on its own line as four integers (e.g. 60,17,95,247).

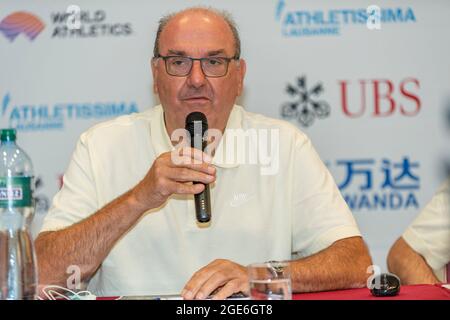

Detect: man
36,7,372,299
388,179,450,284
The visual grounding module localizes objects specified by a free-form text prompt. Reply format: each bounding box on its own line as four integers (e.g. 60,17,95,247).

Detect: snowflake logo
281,76,330,127
34,176,49,214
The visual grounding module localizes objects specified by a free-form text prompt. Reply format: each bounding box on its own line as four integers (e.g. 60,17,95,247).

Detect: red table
97,284,450,300
293,284,450,300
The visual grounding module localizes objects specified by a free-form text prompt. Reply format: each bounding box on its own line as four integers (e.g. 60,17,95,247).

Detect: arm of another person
387,237,440,284
388,178,450,285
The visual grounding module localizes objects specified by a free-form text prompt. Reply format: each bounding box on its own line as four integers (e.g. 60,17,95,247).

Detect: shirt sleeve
39,132,98,233
291,135,362,257
402,179,450,271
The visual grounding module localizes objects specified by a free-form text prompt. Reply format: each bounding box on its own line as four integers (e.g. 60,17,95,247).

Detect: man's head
151,7,246,136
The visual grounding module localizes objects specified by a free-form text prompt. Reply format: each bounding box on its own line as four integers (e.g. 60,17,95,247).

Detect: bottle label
0,177,32,208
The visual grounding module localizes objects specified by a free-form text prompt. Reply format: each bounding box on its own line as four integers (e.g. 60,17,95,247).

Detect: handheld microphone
185,112,212,224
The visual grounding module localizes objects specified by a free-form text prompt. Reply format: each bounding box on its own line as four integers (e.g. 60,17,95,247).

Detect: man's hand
132,147,216,210
182,259,249,300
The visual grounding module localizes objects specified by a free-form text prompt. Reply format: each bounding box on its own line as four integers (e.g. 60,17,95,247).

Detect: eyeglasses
155,54,239,78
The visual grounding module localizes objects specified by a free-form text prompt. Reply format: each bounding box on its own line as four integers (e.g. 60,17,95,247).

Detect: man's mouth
182,96,210,103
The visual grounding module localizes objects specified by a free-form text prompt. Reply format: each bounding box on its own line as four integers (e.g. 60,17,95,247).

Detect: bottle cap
0,128,17,142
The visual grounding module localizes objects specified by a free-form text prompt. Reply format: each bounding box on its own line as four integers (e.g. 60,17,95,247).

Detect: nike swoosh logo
230,193,254,207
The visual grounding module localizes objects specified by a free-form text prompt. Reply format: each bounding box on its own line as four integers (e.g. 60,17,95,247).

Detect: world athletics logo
275,0,417,37
1,93,139,131
0,11,45,41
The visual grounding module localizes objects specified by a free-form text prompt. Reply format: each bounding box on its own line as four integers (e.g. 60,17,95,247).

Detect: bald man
36,7,372,299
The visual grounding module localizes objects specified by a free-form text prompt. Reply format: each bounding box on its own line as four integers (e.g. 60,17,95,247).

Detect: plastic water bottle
0,128,37,300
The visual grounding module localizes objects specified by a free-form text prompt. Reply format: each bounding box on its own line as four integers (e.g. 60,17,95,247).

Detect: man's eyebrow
206,49,226,56
167,49,187,56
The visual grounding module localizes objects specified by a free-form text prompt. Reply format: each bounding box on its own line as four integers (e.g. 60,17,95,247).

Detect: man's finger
175,147,212,163
167,167,215,184
174,182,204,195
193,271,230,300
169,156,216,175
182,265,219,299
211,279,242,300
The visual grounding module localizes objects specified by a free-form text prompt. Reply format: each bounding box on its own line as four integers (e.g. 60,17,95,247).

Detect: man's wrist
125,187,153,217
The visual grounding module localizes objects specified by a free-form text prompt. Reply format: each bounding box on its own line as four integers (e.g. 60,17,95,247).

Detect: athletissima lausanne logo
1,93,139,131
0,11,45,41
275,0,417,37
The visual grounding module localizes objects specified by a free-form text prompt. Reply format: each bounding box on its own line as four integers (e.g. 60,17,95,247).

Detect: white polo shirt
403,179,450,283
40,105,361,296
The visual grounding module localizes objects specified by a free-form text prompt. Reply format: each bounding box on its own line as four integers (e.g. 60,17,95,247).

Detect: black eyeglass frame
154,54,240,78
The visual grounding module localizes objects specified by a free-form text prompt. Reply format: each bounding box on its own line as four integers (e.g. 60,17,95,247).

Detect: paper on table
117,293,249,300
118,294,183,300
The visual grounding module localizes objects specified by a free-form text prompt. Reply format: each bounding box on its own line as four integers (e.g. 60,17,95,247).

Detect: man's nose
187,60,207,88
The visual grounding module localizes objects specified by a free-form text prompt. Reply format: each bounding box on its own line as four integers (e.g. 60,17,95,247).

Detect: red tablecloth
293,284,450,300
97,284,450,300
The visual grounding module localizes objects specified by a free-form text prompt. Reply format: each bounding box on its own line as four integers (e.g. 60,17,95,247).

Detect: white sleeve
291,135,361,257
402,179,450,271
39,132,98,233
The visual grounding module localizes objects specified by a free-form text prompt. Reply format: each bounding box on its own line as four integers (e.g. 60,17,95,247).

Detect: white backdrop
1,0,449,271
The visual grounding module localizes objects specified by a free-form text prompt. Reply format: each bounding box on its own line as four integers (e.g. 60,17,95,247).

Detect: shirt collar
150,104,243,169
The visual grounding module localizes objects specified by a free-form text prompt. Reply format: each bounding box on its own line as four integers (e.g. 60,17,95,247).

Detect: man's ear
151,58,159,95
236,59,246,97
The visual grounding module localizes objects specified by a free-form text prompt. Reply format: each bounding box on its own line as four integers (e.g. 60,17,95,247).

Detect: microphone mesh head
185,112,208,136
